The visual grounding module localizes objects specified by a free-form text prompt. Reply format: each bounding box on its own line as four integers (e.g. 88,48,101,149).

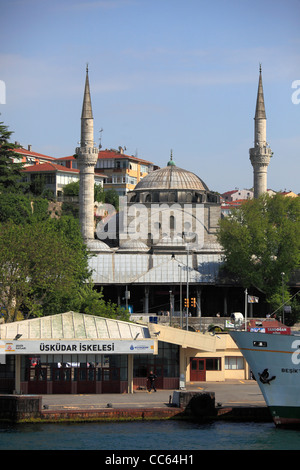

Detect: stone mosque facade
77,66,272,318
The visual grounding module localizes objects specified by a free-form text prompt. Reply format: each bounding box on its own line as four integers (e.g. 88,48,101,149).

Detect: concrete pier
0,381,272,423
0,395,42,422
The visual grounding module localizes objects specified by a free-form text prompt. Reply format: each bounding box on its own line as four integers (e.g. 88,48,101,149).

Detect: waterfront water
0,420,300,450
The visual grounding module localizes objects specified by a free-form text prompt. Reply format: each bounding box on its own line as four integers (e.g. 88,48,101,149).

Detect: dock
0,380,272,423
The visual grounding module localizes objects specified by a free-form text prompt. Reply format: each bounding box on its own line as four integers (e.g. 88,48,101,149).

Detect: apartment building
13,145,156,197
57,147,157,196
22,162,104,197
12,145,56,166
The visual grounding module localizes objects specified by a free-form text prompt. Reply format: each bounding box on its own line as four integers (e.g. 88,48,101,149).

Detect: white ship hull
230,330,300,427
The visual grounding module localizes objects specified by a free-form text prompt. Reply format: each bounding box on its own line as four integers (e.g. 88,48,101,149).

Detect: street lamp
178,264,183,328
169,289,173,326
186,244,190,331
281,272,285,324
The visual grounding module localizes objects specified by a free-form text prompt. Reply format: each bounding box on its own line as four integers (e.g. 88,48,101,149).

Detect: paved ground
42,380,266,411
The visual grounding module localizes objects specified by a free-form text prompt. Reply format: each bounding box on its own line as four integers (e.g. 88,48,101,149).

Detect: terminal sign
1,340,155,355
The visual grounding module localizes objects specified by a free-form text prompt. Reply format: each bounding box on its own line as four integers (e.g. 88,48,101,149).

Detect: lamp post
281,272,285,324
169,289,173,327
244,288,248,331
186,244,189,331
178,264,183,328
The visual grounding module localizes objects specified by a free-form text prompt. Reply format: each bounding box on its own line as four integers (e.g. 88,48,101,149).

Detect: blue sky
0,0,299,193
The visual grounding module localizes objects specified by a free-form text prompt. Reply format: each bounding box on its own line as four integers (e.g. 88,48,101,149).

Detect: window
225,356,244,370
0,355,15,379
125,175,137,185
140,165,148,174
206,358,221,371
133,342,179,378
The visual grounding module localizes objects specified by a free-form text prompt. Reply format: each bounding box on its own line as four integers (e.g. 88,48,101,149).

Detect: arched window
168,192,176,202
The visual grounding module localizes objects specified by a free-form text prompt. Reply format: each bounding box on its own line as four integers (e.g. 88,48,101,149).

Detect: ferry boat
230,317,300,427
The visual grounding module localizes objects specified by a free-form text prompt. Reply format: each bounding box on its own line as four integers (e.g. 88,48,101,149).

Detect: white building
22,161,104,197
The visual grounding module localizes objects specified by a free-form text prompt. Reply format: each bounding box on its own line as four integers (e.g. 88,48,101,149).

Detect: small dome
118,239,149,252
155,234,185,246
87,240,111,252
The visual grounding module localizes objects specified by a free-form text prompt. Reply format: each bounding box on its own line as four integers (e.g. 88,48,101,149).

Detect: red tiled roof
58,149,153,165
22,163,80,173
221,190,237,196
14,147,56,160
221,199,246,210
22,162,106,178
55,155,75,161
98,149,153,165
221,199,244,205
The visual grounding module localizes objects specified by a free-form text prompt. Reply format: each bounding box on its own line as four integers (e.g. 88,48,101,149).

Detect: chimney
28,145,32,151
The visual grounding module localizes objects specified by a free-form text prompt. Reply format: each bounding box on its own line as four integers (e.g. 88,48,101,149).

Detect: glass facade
0,356,15,393
2,342,179,392
21,354,128,382
133,342,179,379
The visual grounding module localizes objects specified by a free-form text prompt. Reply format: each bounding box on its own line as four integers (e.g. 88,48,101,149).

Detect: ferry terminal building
0,311,247,395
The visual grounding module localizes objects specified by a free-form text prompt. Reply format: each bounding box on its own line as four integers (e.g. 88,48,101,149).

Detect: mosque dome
134,156,209,193
128,154,219,205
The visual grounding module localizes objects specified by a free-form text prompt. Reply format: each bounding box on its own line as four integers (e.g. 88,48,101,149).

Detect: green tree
0,217,90,321
63,180,105,203
29,174,45,196
0,121,28,193
63,180,79,197
104,188,119,211
0,192,32,224
94,184,105,203
0,193,50,224
71,281,129,322
217,194,300,311
0,215,124,322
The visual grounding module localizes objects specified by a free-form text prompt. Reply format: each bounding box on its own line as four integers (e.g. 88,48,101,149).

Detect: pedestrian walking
148,370,157,392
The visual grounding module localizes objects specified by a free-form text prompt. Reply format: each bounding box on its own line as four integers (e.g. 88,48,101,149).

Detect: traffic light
184,298,189,308
191,298,196,308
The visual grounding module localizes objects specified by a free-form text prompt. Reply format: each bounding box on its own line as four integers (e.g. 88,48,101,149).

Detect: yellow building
95,147,157,196
147,323,248,387
56,147,157,196
281,191,299,198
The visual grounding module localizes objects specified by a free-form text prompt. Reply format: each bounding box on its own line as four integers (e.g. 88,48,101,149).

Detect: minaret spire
249,65,272,198
76,66,99,242
81,65,93,120
80,64,94,147
255,64,266,122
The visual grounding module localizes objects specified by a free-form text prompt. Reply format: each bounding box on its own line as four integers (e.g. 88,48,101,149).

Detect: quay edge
0,392,272,424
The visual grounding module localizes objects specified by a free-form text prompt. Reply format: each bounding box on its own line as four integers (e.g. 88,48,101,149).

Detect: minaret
76,65,99,242
249,65,272,198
